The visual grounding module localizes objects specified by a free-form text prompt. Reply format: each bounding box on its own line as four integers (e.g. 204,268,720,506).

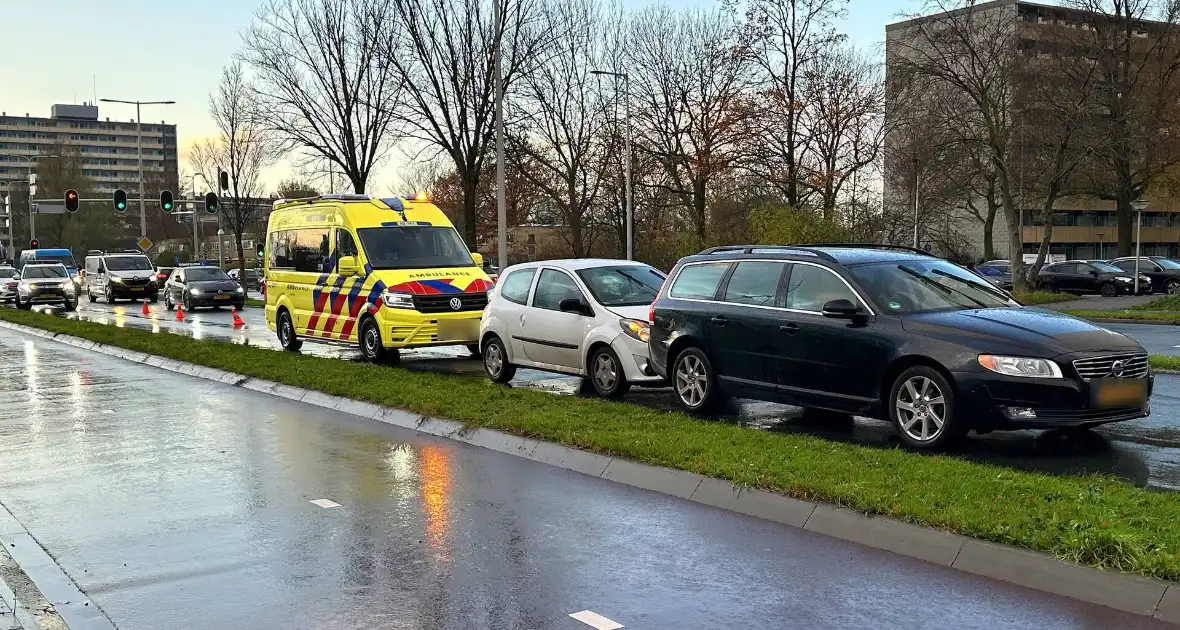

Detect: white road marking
309,499,341,508
102,410,114,415
569,610,624,630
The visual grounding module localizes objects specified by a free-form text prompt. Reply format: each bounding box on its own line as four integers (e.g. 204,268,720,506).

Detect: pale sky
5,0,919,195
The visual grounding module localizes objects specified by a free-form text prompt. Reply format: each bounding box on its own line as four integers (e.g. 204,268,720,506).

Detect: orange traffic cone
175,301,185,322
141,299,150,316
231,308,245,329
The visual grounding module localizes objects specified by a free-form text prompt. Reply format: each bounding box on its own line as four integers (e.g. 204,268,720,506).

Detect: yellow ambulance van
262,194,493,363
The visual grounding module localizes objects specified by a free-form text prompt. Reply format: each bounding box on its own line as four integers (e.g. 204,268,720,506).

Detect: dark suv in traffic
648,245,1153,450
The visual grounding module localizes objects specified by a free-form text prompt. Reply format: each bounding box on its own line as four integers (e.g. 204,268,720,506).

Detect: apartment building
885,0,1180,261
0,103,178,196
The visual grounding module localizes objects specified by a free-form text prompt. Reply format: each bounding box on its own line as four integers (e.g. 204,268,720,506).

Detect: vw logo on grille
449,297,462,310
1110,360,1126,377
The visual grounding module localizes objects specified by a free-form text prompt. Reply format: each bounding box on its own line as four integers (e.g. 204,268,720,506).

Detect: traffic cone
141,299,150,316
231,308,245,329
175,301,185,322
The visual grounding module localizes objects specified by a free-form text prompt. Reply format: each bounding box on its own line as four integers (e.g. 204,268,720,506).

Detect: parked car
972,264,1013,291
479,259,667,397
1036,260,1150,296
83,251,159,303
228,267,262,288
0,266,17,303
14,263,78,311
1109,256,1180,294
163,266,246,311
648,244,1153,450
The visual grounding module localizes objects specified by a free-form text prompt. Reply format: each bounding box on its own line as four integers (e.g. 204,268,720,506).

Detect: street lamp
0,153,58,245
1132,198,1149,295
591,69,633,260
99,98,175,249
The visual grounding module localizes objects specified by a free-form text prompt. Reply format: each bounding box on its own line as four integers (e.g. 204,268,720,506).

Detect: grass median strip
2,308,1179,582
1014,291,1080,306
1061,309,1180,323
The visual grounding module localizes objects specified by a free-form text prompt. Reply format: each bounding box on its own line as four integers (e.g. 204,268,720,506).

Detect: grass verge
1061,309,1180,323
245,298,264,308
1150,356,1180,371
1015,291,1080,306
1,308,1179,582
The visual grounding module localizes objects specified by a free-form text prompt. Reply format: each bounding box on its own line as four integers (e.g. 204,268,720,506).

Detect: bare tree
745,0,848,208
241,0,401,193
506,0,612,257
373,0,552,248
630,5,757,243
802,43,885,219
191,62,277,280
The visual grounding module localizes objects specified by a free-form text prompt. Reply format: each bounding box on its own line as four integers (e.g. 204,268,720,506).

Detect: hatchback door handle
710,315,728,326
779,323,799,335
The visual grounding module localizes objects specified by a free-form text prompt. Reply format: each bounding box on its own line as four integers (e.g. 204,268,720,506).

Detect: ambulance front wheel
360,317,400,365
277,310,303,352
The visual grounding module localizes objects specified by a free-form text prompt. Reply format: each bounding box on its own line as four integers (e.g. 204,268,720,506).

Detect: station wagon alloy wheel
673,348,718,412
896,376,945,443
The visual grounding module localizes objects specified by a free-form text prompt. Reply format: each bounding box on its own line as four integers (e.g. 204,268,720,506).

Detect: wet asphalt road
24,298,1180,491
0,328,1171,630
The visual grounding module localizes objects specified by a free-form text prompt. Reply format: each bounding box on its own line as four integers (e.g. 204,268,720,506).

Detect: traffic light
204,192,219,213
160,190,174,213
218,170,229,191
29,239,39,249
113,189,128,212
64,189,79,213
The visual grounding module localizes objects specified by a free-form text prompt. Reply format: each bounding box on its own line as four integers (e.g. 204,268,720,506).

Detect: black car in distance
648,245,1153,450
1035,260,1149,296
1109,256,1180,294
163,266,246,311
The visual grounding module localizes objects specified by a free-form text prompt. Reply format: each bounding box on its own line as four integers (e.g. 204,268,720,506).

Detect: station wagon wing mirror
558,297,593,317
337,256,358,276
821,298,862,320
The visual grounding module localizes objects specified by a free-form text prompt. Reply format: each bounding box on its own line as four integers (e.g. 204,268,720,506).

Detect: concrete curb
2,319,1179,625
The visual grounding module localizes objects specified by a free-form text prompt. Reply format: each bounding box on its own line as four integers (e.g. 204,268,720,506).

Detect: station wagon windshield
1090,262,1123,273
357,227,475,270
850,261,1016,313
577,265,665,306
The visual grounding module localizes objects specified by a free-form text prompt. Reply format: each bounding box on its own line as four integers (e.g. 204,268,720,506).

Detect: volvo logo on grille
1110,360,1126,377
449,297,462,310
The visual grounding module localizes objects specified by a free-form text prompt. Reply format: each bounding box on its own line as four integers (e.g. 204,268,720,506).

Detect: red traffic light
64,189,79,213
29,239,39,249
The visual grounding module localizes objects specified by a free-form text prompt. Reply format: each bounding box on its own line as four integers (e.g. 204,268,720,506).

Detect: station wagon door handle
710,315,727,326
779,322,800,335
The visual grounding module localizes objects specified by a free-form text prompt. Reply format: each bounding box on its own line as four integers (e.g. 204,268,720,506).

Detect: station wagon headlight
620,318,651,343
381,290,415,309
978,355,1062,379
1117,276,1132,283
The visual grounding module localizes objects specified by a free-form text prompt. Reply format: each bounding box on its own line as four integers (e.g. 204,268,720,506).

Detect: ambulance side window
337,230,358,259
290,228,330,273
270,231,292,268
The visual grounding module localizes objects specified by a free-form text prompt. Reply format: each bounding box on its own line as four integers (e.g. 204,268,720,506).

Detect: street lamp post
0,154,58,244
1132,199,1149,295
99,98,175,248
492,0,507,273
591,69,633,260
189,173,210,261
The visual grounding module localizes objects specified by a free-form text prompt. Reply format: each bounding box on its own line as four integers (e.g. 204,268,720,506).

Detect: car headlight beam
978,355,1062,379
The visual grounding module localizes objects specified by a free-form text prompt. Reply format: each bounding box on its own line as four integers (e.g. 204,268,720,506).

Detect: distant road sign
137,236,154,252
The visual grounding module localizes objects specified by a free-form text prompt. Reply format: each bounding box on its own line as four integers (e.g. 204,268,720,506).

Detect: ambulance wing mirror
337,256,358,276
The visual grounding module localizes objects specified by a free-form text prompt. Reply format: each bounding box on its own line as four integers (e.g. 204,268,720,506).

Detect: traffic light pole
137,102,146,246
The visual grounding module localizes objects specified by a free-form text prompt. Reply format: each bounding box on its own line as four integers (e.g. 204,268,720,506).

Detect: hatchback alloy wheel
895,376,945,443
482,336,516,383
589,347,631,398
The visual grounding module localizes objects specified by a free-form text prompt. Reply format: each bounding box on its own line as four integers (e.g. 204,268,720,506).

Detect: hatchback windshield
577,265,665,306
186,267,230,282
105,256,153,271
357,227,474,269
1089,262,1123,273
23,265,68,279
850,261,1016,313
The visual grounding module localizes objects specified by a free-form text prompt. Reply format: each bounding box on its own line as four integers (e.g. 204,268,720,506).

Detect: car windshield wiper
929,269,1010,304
897,266,989,309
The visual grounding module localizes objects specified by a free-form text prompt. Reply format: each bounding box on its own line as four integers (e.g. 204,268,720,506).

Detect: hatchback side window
499,268,535,305
669,263,730,300
784,264,858,312
723,261,786,306
532,269,585,311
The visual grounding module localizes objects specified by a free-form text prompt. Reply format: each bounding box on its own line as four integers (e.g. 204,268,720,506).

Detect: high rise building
0,103,178,196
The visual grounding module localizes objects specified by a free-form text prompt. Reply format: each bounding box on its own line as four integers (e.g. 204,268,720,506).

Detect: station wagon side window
498,268,536,305
784,264,858,312
532,269,585,311
722,261,786,307
669,263,730,300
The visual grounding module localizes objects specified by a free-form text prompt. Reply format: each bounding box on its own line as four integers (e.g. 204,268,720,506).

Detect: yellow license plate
436,318,479,342
1093,379,1147,408
215,294,230,300
130,287,143,291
